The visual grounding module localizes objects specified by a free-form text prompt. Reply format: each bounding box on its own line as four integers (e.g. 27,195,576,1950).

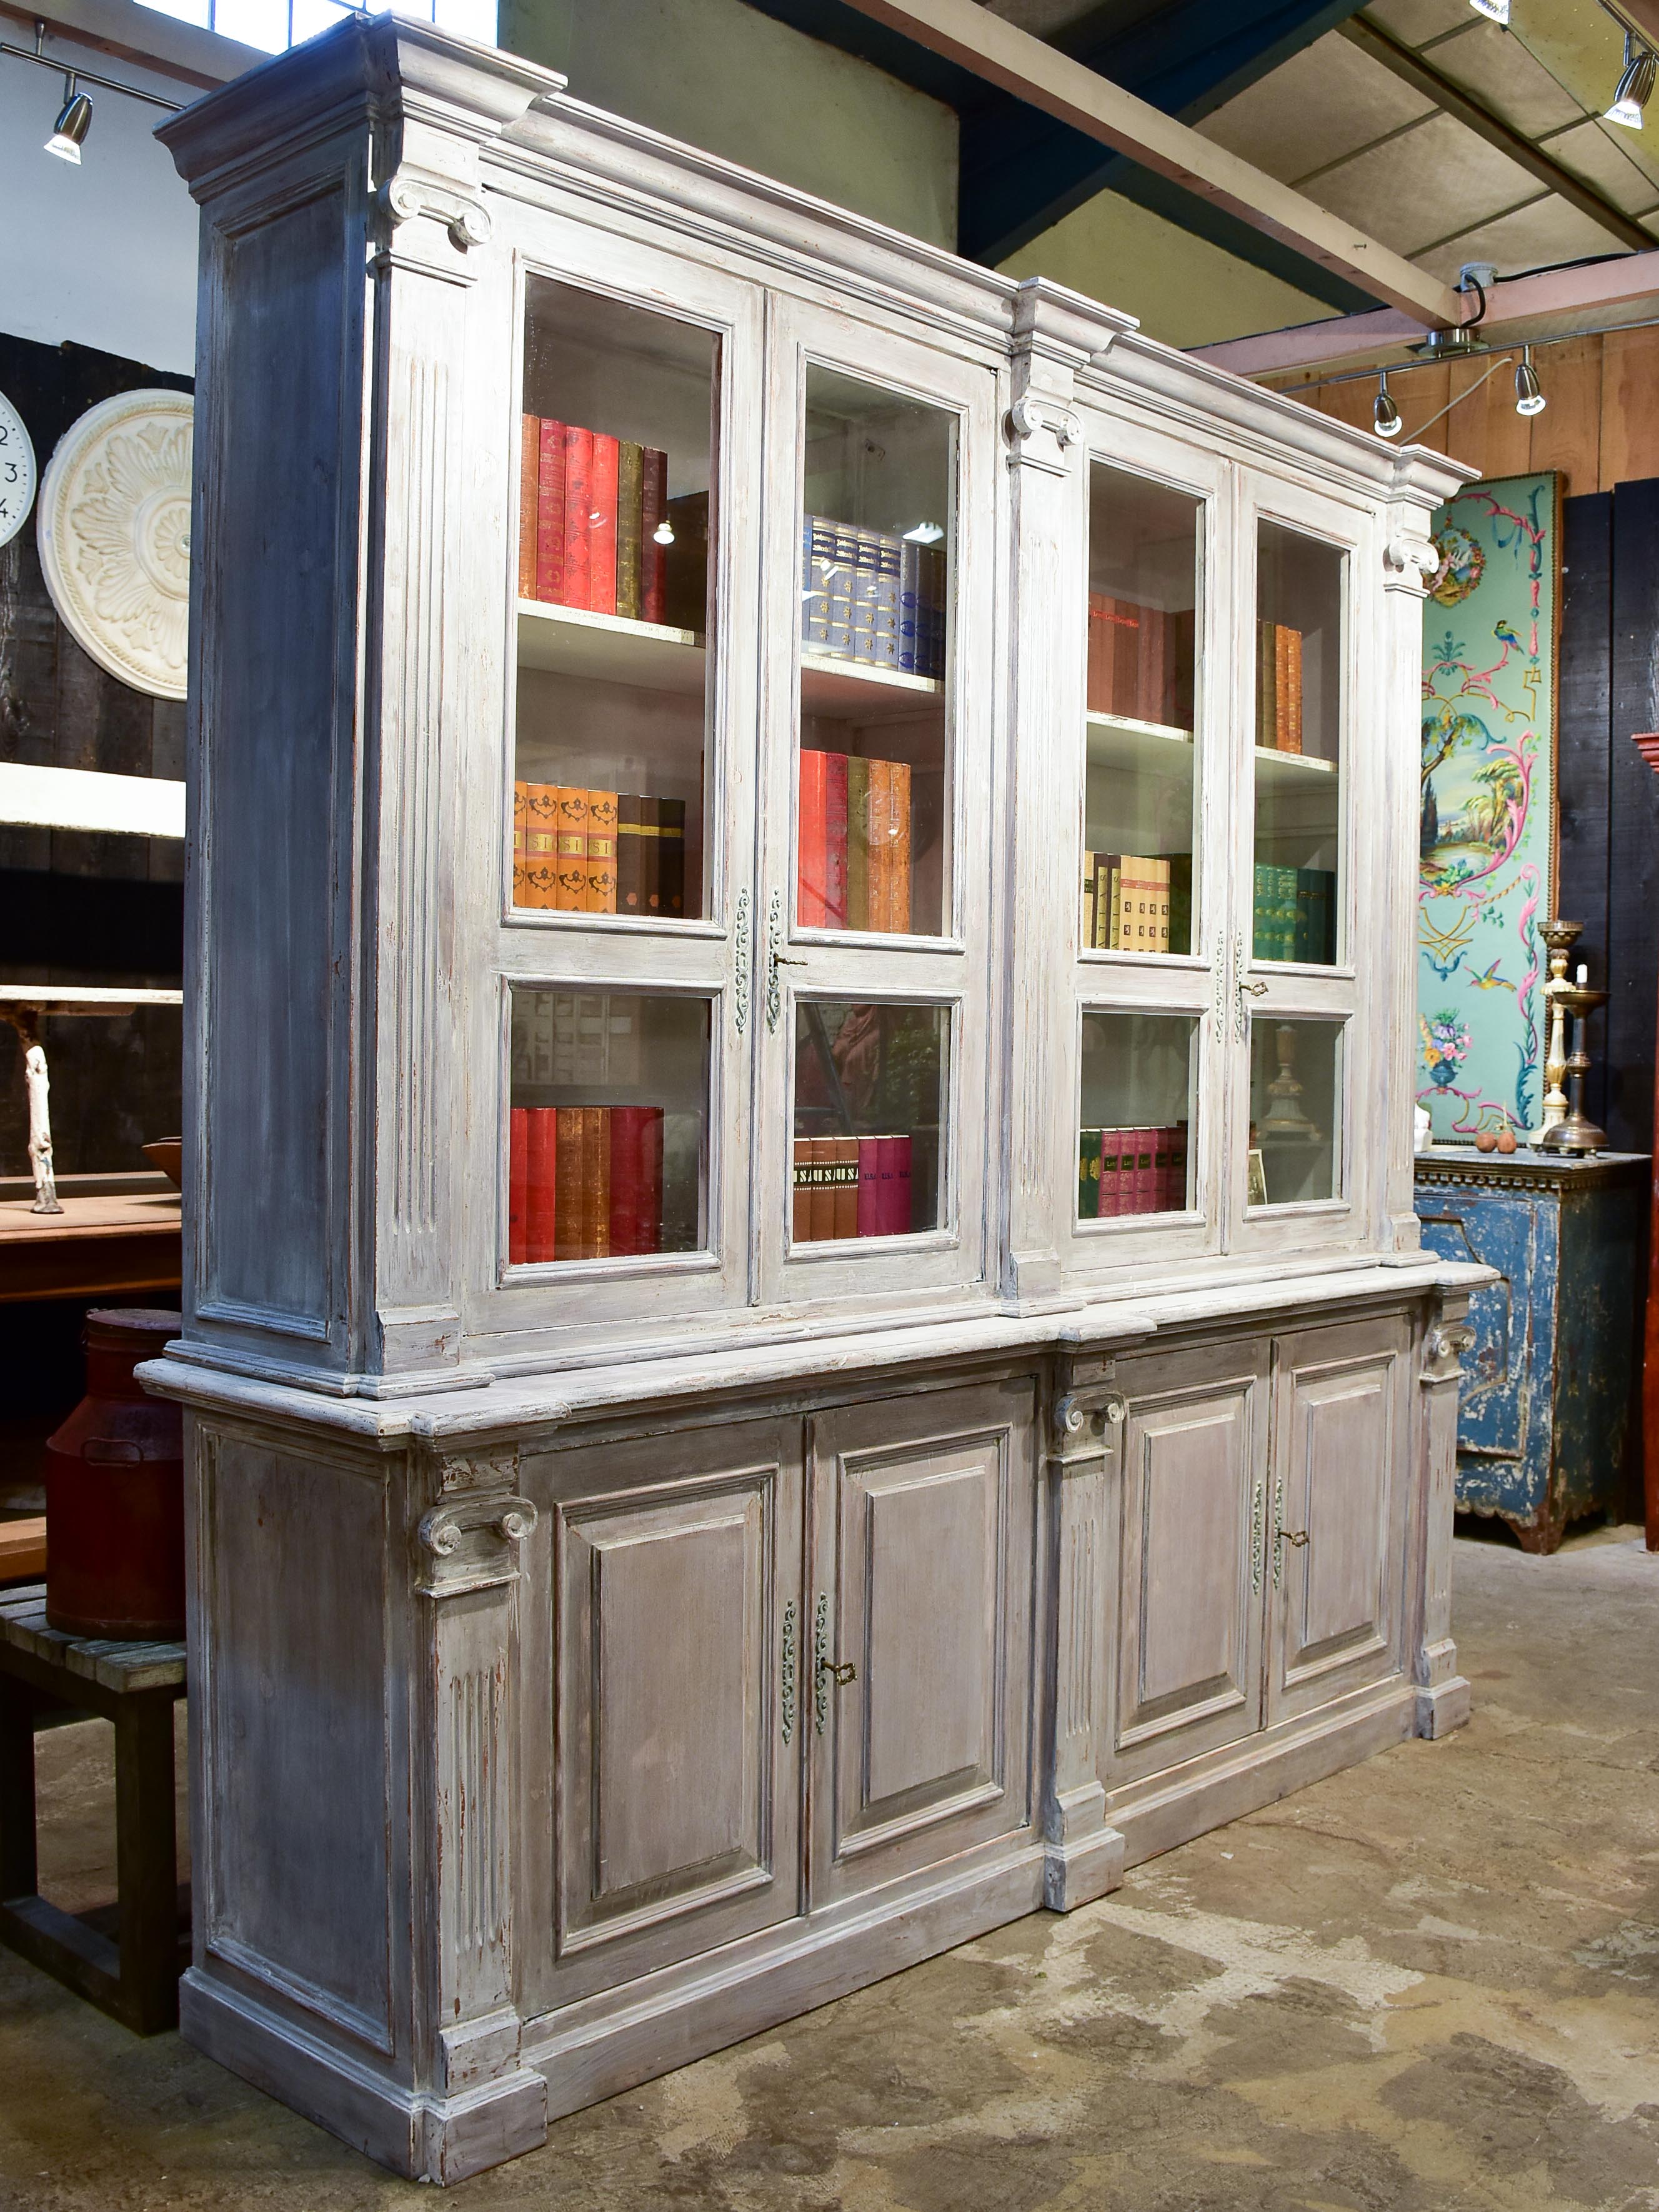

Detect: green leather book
615,440,644,619
1078,1127,1101,1219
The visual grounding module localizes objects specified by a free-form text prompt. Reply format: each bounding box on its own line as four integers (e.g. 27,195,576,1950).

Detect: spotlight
1468,0,1508,21
44,78,90,162
651,520,674,546
1373,371,1403,439
1607,33,1655,127
1514,345,1547,417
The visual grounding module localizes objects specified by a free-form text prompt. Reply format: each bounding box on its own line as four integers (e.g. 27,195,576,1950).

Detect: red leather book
560,425,592,610
588,432,619,616
798,749,828,927
509,1105,529,1264
831,1136,859,1239
824,750,849,929
1152,1125,1173,1213
1130,1127,1156,1214
1137,605,1165,724
1099,1128,1122,1218
536,419,565,605
608,1106,664,1256
640,447,667,624
877,1135,912,1235
554,1108,582,1261
519,418,539,602
525,1107,557,1263
856,1136,881,1238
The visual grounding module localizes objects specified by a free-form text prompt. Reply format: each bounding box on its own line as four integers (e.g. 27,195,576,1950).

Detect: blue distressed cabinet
1414,1148,1646,1551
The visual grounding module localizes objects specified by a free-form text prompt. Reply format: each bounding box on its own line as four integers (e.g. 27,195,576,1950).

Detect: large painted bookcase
151,17,1482,2183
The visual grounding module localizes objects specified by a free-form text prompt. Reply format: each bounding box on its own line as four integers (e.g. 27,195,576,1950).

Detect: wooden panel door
807,1378,1037,1905
1267,1318,1409,1724
1109,1339,1270,1784
546,1416,804,2003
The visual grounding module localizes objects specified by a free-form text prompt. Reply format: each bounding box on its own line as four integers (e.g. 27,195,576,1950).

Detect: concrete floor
4,1528,1658,2212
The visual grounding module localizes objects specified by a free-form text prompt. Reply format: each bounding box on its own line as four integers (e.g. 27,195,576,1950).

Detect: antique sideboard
1415,1146,1644,1550
146,18,1482,2181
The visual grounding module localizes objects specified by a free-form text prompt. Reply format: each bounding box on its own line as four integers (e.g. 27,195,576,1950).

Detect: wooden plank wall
1278,325,1659,497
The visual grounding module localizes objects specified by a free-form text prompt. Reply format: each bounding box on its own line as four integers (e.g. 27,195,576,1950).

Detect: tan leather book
584,790,619,914
512,780,531,908
1283,625,1303,754
1274,625,1292,753
554,1107,583,1259
867,758,892,934
887,759,912,935
792,1135,813,1243
585,1107,610,1258
553,787,588,912
518,416,539,601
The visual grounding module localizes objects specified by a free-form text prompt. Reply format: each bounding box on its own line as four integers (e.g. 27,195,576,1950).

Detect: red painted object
45,1308,185,1639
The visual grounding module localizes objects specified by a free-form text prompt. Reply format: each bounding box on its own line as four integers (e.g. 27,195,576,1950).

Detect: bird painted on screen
1467,959,1515,992
1493,619,1522,650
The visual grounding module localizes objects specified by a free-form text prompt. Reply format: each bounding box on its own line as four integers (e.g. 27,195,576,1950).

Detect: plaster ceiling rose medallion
37,389,193,702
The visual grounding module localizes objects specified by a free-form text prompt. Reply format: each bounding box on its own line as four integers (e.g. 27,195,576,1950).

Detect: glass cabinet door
491,229,764,1331
1231,481,1372,1252
1069,433,1225,1267
757,306,999,1305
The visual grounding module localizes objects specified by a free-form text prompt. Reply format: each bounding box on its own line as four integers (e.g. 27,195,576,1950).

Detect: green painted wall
502,0,958,250
1002,189,1338,351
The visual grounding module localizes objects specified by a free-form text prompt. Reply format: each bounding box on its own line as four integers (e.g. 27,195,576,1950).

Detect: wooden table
0,1583,188,2033
0,1188,182,1305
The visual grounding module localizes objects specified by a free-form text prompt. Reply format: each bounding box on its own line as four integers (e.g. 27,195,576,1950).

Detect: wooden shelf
1085,712,1193,777
801,653,942,724
517,600,705,694
1253,744,1337,793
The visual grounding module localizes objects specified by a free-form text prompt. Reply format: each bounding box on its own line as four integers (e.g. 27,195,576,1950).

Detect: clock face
0,391,37,552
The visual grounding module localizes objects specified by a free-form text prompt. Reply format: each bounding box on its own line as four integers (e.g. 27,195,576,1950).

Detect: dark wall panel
1608,479,1659,1157
1555,492,1613,1137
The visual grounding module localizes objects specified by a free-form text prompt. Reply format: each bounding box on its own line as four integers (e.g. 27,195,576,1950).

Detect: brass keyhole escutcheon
817,1657,857,1686
1278,1528,1310,1549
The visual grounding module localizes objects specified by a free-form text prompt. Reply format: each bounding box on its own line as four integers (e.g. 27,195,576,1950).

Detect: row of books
508,1105,698,1262
1256,621,1305,755
802,515,946,680
518,417,669,623
1083,852,1192,955
513,783,686,917
1252,864,1335,964
1079,1125,1189,1218
1088,594,1195,729
799,750,912,933
792,1135,914,1241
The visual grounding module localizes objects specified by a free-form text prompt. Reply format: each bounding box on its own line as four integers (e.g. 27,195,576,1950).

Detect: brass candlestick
1260,1022,1321,1145
1536,919,1582,1140
1536,964,1608,1155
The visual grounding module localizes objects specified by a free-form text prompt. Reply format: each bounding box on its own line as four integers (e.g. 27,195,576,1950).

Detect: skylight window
134,0,494,59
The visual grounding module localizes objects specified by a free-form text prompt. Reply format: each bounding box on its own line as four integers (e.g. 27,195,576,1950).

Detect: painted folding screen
1417,472,1558,1137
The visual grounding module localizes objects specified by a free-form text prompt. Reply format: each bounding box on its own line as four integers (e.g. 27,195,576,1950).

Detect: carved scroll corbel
418,1490,538,1597
372,166,492,285
1004,392,1082,477
1383,531,1440,594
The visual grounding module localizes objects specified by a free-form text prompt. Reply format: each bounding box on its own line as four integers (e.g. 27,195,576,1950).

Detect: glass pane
797,367,954,939
508,988,710,1263
1084,464,1200,958
1248,1016,1343,1206
791,1002,946,1241
1253,522,1343,966
1077,1010,1196,1221
515,280,717,921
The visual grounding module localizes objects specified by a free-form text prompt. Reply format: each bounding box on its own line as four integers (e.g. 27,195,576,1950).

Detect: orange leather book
553,787,588,912
518,417,539,602
792,1135,813,1243
512,780,531,907
807,1137,837,1242
554,1107,584,1260
523,782,559,909
1274,625,1292,752
887,759,912,935
584,789,619,913
866,757,891,933
831,1136,860,1239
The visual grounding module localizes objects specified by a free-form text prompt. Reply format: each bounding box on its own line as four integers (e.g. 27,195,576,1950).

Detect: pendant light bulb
1468,0,1508,21
1373,371,1403,439
1514,345,1546,417
1607,34,1655,127
44,79,91,163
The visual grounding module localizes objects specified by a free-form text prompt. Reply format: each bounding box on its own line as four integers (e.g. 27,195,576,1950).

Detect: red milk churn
45,1308,185,1640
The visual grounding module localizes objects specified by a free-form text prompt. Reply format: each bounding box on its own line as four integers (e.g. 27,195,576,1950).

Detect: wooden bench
0,1583,187,2033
